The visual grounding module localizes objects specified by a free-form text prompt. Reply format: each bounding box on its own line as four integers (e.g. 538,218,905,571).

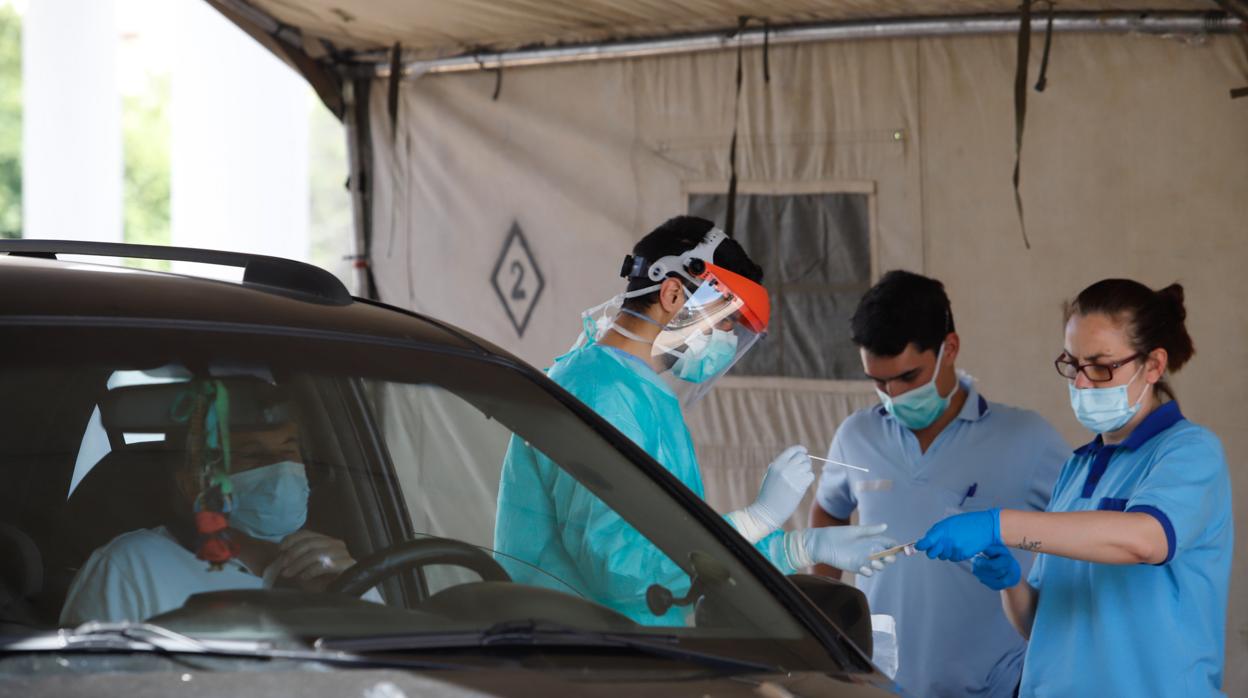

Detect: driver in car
60,402,373,625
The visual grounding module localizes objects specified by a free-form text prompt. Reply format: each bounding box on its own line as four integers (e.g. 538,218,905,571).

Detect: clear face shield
651,264,769,406
574,229,769,406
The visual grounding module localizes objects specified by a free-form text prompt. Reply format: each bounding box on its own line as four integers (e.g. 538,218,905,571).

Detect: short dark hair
622,216,763,312
1064,279,1194,400
850,270,954,356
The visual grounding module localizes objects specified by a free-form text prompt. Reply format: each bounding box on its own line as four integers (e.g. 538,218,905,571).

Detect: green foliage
122,73,170,270
0,3,21,238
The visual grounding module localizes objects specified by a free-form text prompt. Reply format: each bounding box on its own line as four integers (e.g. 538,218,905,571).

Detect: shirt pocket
850,479,895,522
851,479,894,494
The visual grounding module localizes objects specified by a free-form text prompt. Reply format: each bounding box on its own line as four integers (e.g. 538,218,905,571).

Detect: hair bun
1157,283,1187,322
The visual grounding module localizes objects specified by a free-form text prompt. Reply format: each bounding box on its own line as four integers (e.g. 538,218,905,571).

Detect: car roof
0,253,490,354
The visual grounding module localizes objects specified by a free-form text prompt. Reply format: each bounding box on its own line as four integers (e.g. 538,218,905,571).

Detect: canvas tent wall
210,0,1248,688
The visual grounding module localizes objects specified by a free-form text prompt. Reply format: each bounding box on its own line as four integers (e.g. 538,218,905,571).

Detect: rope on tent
723,16,771,236
471,51,504,101
1012,0,1035,250
723,16,749,238
1034,2,1056,92
1234,36,1247,99
387,42,402,142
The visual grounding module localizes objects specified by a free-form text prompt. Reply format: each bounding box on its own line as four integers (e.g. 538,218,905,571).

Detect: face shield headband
579,231,770,406
576,228,732,350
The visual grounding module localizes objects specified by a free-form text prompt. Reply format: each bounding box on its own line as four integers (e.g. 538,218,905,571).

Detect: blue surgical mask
1068,365,1150,434
875,343,956,430
672,328,739,383
229,460,309,542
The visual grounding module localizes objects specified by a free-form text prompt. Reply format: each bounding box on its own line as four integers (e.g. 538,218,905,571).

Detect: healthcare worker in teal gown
495,216,899,624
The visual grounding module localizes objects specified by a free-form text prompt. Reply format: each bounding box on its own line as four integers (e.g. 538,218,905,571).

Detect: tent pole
343,79,378,300
366,11,1243,78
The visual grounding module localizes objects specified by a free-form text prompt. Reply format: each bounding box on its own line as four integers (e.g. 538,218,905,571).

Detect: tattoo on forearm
1018,537,1043,552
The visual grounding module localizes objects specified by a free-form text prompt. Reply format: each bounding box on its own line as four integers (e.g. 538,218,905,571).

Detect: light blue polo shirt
1022,401,1233,697
816,377,1069,697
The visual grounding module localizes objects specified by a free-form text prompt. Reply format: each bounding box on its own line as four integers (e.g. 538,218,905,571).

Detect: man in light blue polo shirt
810,270,1069,697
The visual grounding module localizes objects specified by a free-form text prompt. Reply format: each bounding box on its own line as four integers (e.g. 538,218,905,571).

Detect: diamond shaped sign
490,222,545,338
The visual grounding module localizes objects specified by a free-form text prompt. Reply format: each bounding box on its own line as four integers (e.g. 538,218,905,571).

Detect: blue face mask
229,461,309,542
673,328,739,383
1068,365,1150,434
875,343,956,430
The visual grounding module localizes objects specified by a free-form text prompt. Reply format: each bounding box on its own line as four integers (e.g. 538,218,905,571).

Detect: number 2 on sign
510,261,527,300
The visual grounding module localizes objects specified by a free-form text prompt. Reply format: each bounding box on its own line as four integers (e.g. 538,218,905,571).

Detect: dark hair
1064,279,1195,401
850,270,955,356
621,216,763,312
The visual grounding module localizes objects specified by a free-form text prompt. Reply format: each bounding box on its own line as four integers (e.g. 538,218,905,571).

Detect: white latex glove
725,445,815,543
784,524,899,577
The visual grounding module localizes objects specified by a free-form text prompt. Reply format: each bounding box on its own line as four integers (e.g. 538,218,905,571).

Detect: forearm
808,504,849,579
1002,582,1038,640
998,510,1168,565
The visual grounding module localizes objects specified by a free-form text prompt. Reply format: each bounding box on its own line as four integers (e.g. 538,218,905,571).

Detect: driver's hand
274,530,356,592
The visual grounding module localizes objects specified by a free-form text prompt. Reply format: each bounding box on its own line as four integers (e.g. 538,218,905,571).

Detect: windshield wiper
317,620,781,674
2,622,246,654
0,622,463,671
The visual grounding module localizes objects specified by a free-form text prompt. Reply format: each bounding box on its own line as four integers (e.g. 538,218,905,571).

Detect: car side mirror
786,573,872,657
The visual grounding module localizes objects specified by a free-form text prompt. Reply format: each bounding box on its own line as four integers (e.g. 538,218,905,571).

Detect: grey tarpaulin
689,190,872,380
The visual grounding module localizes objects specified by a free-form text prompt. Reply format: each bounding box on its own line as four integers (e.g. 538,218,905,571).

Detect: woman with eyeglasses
913,279,1232,697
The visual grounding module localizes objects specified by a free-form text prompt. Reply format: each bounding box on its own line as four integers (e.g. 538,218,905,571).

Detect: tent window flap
688,190,872,381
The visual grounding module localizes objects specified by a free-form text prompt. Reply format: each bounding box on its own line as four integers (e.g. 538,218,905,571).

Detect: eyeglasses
1054,353,1141,382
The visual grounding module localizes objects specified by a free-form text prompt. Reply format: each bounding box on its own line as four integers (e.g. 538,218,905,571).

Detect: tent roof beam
363,11,1243,78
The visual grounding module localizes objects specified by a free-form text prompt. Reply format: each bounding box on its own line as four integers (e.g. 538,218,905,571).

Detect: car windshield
0,321,839,671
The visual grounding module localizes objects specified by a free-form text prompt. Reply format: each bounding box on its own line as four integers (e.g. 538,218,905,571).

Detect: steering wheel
327,536,511,597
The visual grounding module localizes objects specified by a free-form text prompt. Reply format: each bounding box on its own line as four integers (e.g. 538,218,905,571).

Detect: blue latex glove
972,543,1021,590
915,508,1002,561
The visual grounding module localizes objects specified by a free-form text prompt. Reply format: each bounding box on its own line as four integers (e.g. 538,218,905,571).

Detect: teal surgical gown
493,342,794,625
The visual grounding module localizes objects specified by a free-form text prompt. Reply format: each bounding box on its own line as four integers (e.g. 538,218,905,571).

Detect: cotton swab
808,455,870,472
869,541,918,561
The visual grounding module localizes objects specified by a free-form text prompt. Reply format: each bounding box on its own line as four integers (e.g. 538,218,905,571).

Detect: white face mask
1067,364,1151,434
228,460,309,542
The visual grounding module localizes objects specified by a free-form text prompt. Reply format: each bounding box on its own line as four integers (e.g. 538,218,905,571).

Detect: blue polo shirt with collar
816,377,1069,697
1022,401,1233,697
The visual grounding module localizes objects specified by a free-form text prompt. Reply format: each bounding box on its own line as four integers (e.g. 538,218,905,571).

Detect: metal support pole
365,11,1243,78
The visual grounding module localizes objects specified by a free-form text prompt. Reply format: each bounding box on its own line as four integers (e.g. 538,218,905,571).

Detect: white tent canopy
208,0,1248,689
